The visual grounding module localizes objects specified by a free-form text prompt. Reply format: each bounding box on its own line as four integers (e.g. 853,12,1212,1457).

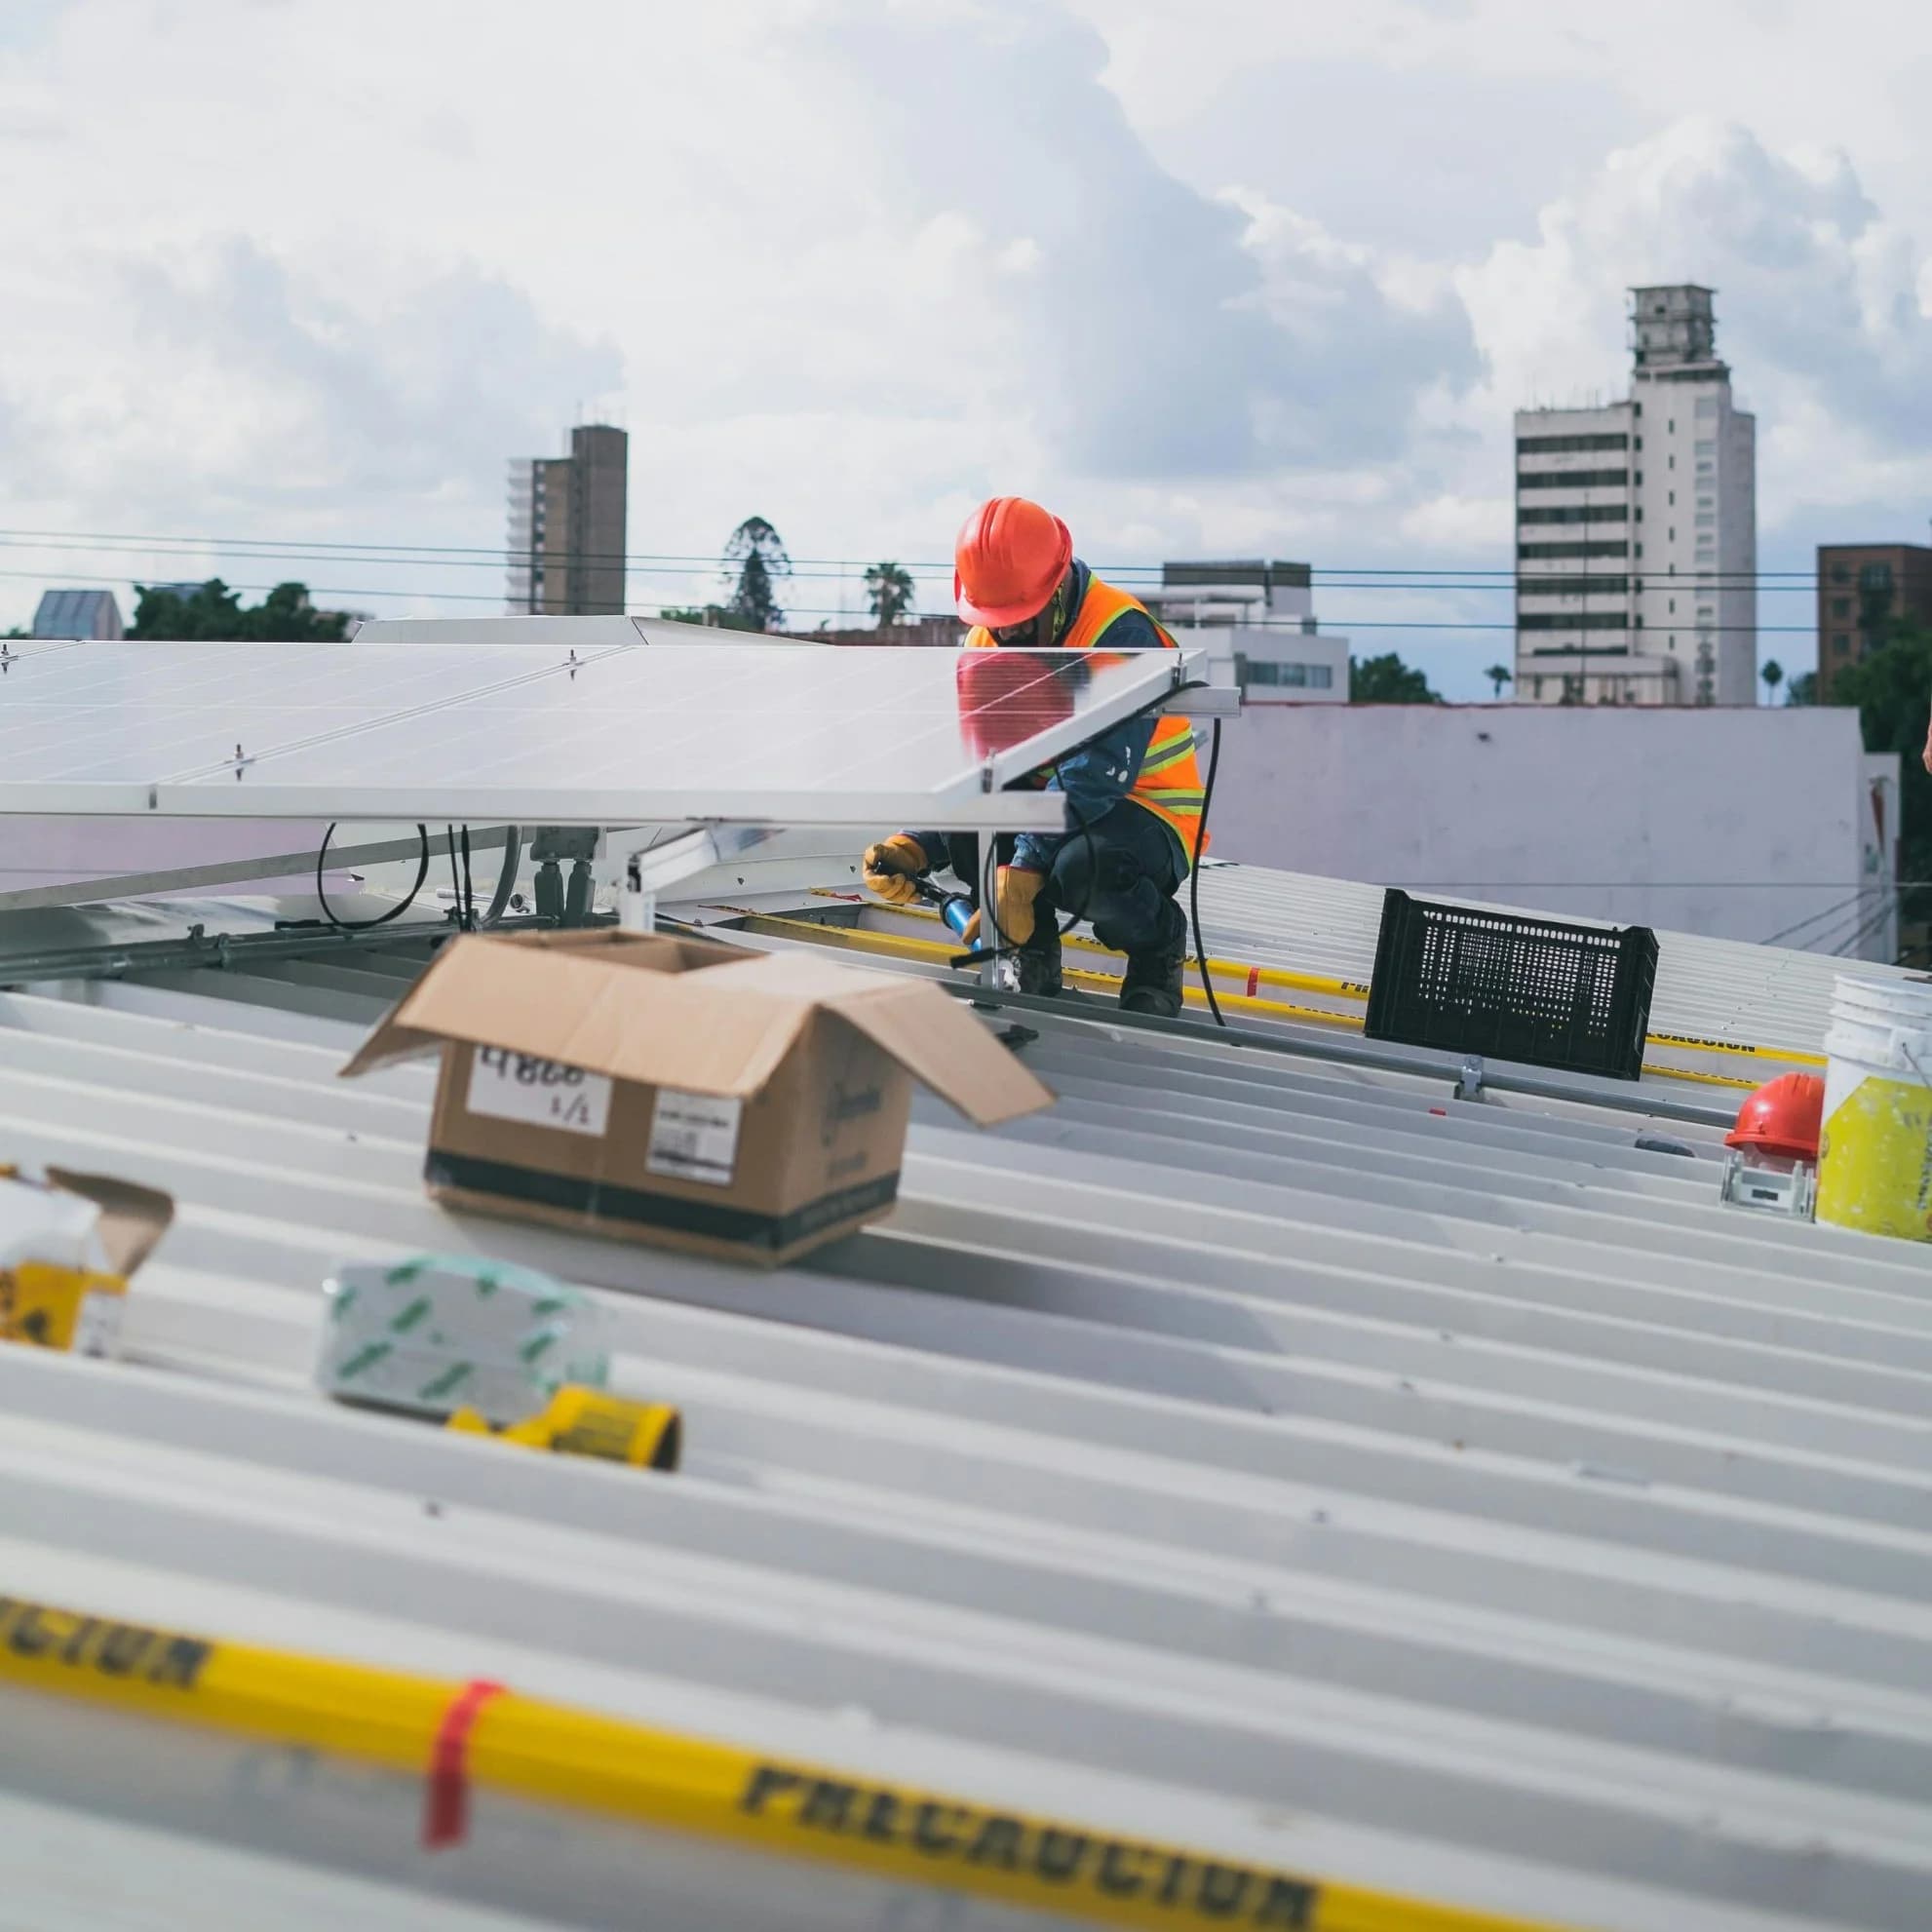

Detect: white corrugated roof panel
0,861,1926,1932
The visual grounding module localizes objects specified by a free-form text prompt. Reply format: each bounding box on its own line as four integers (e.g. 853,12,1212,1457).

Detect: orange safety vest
966,575,1210,859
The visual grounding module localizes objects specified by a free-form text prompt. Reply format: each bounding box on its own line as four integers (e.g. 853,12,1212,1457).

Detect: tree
1485,663,1513,699
865,560,916,629
1786,670,1817,707
1349,652,1440,704
129,579,351,641
1760,659,1785,704
721,517,792,633
1832,621,1932,928
658,604,760,631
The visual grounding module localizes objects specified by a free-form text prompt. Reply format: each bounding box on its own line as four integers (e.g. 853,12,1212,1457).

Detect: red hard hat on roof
1725,1072,1825,1162
954,496,1072,629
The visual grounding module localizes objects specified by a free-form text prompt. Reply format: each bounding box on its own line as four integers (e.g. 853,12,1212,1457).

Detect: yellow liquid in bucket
1816,1073,1932,1243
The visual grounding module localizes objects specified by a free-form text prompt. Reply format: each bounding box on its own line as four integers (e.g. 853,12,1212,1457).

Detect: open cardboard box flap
340,932,1052,1126
42,1168,174,1278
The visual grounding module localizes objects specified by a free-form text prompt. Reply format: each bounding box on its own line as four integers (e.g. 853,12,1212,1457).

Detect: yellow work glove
862,834,927,905
963,866,1044,947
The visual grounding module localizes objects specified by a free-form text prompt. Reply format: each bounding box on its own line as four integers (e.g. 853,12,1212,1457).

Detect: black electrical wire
1190,717,1226,1027
459,824,477,932
1759,888,1872,948
445,825,465,931
948,763,1101,969
314,823,431,932
478,827,522,928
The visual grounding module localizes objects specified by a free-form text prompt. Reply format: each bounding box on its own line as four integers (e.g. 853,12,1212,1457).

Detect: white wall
1207,705,1897,958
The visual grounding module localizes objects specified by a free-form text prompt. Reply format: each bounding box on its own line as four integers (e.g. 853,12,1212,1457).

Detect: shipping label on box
467,1049,613,1138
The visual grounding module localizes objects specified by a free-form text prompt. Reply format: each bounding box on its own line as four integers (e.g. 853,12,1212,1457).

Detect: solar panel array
0,640,1194,829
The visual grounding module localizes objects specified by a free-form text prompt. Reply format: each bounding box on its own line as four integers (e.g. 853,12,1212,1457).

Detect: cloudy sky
4,0,1931,694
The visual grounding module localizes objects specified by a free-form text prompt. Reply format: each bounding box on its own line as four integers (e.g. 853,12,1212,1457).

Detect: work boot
1002,924,1063,998
1118,906,1186,1019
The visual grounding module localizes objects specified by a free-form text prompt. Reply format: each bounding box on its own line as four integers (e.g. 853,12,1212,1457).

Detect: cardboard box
0,1165,174,1356
339,931,1053,1267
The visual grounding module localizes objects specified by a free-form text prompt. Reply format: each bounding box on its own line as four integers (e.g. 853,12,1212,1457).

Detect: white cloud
2,0,1931,696
1453,119,1932,524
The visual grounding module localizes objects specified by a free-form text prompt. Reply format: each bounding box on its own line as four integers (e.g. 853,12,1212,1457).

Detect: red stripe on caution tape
423,1678,505,1848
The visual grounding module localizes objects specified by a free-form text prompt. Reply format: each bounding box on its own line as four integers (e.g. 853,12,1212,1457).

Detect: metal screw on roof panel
1573,1461,1650,1486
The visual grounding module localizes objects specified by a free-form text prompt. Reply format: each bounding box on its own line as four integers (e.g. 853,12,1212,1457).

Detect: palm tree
1485,664,1513,699
865,561,916,629
1760,659,1785,705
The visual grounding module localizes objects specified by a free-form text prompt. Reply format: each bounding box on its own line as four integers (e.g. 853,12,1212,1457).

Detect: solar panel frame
0,640,1203,831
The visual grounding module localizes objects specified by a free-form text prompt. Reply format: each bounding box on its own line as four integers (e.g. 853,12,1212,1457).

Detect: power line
0,523,1870,589
0,564,1839,635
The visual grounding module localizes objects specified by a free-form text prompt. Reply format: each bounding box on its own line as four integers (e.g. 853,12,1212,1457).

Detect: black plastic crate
1365,890,1658,1082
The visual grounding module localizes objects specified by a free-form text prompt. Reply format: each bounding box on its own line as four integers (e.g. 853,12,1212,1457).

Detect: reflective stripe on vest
964,576,1210,857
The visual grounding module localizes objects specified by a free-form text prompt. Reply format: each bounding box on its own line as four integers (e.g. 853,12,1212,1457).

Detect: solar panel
0,641,1201,830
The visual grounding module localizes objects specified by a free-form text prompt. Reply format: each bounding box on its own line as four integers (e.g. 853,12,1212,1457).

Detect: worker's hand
963,866,1044,947
862,834,928,905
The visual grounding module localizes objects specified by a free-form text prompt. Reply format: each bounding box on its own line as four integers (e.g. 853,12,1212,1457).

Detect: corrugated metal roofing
1,860,1929,1932
30,588,121,640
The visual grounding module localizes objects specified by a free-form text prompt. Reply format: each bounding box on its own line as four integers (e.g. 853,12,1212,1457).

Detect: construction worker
862,495,1208,1017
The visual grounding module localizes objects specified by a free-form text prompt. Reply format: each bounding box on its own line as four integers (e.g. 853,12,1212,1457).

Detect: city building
1514,286,1757,707
506,424,630,615
1815,539,1932,700
29,589,123,639
809,616,962,647
1140,560,1348,703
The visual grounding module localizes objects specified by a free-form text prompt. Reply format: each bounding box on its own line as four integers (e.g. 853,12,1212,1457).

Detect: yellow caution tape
756,915,1781,1098
1643,1031,1826,1069
0,1590,1576,1932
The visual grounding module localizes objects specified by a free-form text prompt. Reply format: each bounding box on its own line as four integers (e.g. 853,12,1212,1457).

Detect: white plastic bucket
1815,973,1932,1244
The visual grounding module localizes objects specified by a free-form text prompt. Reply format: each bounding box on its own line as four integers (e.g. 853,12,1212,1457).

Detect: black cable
1759,888,1872,948
479,827,522,929
1191,718,1225,1027
459,825,477,933
445,826,463,930
314,823,431,932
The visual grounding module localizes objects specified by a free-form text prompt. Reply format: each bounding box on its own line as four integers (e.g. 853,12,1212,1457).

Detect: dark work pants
934,803,1186,958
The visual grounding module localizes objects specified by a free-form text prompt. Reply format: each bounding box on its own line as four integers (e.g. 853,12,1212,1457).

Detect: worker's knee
1049,834,1140,915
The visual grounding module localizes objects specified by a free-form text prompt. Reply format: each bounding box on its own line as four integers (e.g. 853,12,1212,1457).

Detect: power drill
908,876,980,948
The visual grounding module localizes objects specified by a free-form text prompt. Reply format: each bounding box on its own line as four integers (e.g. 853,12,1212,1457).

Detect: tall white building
1514,286,1756,706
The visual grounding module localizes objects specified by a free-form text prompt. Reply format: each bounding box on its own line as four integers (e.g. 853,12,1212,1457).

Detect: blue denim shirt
907,560,1184,878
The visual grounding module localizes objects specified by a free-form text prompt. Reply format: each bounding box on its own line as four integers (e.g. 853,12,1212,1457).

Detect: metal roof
30,588,121,639
1,859,1929,1932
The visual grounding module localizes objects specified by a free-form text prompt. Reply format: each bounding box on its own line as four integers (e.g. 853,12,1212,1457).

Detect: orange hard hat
955,647,1076,759
954,495,1072,629
1725,1072,1825,1162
